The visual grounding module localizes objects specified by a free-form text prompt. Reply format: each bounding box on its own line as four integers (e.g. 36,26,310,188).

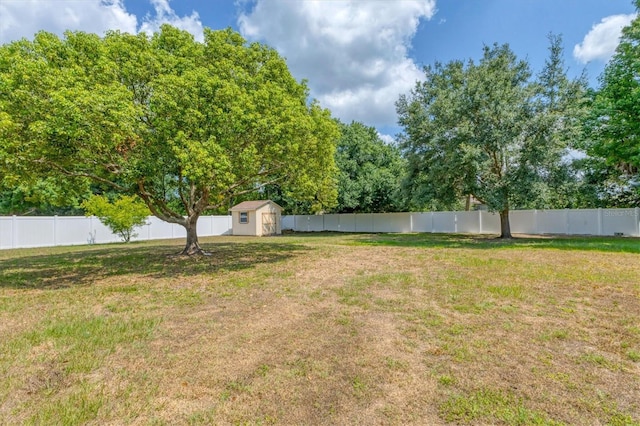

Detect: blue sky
1,0,637,139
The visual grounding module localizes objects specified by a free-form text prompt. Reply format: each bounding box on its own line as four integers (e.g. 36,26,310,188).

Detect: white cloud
378,133,395,145
238,0,436,127
573,13,636,63
139,0,204,42
0,0,204,44
0,0,137,44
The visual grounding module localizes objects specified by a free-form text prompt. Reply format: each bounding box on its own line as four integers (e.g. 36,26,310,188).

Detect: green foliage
587,1,640,200
82,195,150,242
333,121,406,213
247,184,317,215
0,26,338,254
259,121,407,214
0,179,86,215
397,36,588,236
570,156,640,207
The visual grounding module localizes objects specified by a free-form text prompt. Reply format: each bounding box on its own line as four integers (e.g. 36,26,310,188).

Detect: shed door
262,212,277,235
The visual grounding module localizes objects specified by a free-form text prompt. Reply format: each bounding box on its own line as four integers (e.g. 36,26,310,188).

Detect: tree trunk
180,215,207,255
499,209,512,239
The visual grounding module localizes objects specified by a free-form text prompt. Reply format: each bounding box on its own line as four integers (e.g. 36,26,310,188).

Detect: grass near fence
1,233,639,425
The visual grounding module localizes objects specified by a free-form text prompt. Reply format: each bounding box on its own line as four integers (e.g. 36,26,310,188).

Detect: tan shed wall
232,210,259,236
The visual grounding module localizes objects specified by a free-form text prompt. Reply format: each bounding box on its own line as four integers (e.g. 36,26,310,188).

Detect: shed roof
229,200,283,212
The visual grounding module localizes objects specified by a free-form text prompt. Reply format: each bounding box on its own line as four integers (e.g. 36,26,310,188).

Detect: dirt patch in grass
1,234,639,424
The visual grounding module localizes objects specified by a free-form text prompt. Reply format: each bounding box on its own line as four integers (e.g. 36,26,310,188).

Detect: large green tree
333,121,405,213
397,38,587,238
0,26,338,254
588,0,640,192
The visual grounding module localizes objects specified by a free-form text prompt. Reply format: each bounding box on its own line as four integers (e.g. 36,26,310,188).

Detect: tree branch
137,180,185,225
207,174,288,211
37,159,128,192
224,164,286,193
178,172,189,214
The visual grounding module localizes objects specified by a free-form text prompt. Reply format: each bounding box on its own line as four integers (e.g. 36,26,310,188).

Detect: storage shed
230,200,283,236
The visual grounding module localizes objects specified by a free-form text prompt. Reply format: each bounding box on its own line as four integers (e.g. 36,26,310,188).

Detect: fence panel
292,215,324,232
480,211,501,234
143,216,172,240
196,216,213,237
536,210,568,234
0,217,13,249
290,215,305,231
602,208,639,236
323,214,341,232
355,214,374,233
281,215,295,231
15,217,55,248
91,219,120,244
372,212,412,233
509,210,536,234
411,212,433,233
432,212,456,233
456,211,480,234
214,216,233,236
339,214,357,232
292,215,306,232
567,209,600,235
55,216,95,246
308,216,325,232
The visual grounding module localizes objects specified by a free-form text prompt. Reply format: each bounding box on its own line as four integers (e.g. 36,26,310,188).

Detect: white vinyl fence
2,208,639,250
282,208,640,237
0,215,232,250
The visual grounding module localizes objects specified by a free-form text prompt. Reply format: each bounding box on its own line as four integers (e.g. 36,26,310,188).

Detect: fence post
478,210,483,234
53,215,58,246
534,210,539,235
12,215,16,249
636,207,640,237
565,209,570,235
597,208,603,236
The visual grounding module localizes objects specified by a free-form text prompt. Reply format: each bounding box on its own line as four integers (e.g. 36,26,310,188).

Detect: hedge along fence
0,215,232,250
282,208,640,237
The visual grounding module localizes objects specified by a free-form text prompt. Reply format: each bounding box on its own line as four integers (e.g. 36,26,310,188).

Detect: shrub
82,195,150,242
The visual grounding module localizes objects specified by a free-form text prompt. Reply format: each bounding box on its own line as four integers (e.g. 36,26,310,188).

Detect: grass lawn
1,233,639,425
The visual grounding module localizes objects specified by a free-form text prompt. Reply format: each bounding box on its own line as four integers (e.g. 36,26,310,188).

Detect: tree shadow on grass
347,232,640,254
0,240,310,290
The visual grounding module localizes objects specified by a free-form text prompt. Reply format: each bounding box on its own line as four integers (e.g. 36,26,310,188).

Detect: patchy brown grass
0,233,639,425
